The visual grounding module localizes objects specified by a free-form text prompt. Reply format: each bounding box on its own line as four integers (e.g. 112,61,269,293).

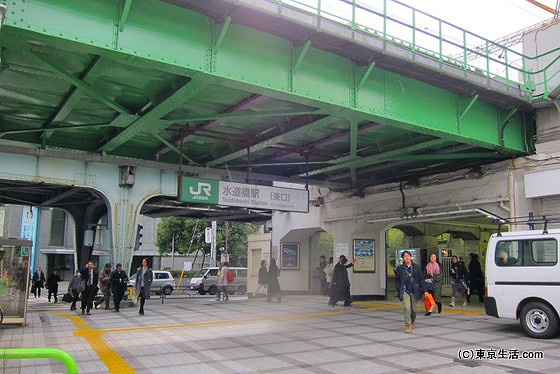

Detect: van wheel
163,286,173,295
198,289,206,295
237,285,247,295
208,285,218,295
520,302,558,339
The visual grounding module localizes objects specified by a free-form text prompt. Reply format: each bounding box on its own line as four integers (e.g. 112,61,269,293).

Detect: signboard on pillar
179,177,309,213
204,227,212,244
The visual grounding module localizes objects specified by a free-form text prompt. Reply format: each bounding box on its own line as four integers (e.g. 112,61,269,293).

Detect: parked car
189,267,247,295
127,270,175,295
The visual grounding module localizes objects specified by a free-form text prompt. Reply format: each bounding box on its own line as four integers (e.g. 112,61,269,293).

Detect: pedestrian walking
449,255,470,307
135,258,153,315
253,260,268,297
395,250,424,333
467,253,484,303
329,255,356,307
31,267,46,298
424,252,443,315
110,263,128,312
80,261,99,315
46,269,61,303
266,258,281,302
67,271,83,310
216,262,231,301
94,263,112,310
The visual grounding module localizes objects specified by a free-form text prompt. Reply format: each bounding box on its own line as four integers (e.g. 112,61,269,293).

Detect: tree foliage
156,217,262,266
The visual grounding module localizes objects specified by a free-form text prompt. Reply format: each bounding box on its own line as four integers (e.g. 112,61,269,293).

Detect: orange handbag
424,293,436,312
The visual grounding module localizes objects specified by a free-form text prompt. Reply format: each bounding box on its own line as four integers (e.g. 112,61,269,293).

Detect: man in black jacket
79,261,99,315
395,250,424,333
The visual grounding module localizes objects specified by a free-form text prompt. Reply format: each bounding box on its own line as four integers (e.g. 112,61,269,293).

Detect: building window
50,209,66,246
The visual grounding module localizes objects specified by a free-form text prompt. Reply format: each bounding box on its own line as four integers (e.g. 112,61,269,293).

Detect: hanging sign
179,177,309,213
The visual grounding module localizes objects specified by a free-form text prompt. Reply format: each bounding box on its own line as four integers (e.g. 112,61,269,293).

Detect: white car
188,267,247,295
127,270,175,295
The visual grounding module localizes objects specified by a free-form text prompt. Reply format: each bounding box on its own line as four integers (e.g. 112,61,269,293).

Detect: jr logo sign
180,178,219,205
189,182,212,197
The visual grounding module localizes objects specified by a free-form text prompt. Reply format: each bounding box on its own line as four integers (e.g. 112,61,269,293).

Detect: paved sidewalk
1,294,559,373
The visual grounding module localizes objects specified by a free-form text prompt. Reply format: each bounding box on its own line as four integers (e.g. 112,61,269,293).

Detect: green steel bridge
0,0,558,219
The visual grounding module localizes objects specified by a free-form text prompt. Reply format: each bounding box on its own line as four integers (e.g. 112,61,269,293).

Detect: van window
236,269,247,277
208,269,219,277
155,272,169,280
495,239,557,267
531,239,557,264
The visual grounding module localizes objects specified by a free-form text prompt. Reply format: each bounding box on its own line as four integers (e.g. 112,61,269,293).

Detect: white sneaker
463,302,468,306
450,302,455,307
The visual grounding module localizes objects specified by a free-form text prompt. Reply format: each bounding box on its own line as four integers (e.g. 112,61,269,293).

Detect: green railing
273,0,560,101
1,348,79,374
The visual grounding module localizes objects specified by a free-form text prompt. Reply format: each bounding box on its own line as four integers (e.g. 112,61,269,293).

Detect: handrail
1,348,79,374
273,0,560,102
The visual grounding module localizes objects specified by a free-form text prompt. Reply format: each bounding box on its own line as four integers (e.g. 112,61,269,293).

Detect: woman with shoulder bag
424,253,443,315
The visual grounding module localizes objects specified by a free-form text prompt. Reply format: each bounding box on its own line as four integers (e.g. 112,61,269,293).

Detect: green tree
156,217,261,266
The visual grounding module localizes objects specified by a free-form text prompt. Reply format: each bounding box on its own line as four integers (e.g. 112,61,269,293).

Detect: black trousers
113,291,124,311
70,289,79,309
81,285,97,311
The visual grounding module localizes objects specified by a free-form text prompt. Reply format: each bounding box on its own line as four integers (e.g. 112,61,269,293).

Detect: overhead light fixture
474,208,508,224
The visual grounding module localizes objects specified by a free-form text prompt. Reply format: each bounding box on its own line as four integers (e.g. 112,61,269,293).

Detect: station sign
179,177,309,213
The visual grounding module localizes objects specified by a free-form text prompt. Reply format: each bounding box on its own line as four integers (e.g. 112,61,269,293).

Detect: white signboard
335,243,349,260
219,181,309,213
180,177,309,213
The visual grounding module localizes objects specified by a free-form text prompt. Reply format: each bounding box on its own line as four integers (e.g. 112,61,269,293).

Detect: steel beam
3,0,529,154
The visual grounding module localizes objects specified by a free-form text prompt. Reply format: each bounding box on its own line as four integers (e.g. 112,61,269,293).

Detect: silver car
127,270,176,295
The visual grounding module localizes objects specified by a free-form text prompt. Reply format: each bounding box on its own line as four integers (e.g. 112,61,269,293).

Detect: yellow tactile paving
57,312,136,374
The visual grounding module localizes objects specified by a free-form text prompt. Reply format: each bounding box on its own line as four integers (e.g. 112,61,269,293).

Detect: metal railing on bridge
273,0,560,101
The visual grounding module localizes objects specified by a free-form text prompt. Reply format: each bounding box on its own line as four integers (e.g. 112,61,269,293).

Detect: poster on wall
353,239,375,272
280,243,299,269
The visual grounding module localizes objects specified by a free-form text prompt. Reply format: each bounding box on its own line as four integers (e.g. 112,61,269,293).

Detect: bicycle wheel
0,306,3,324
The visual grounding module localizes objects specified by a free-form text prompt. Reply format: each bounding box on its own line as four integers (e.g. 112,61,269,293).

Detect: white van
188,267,247,296
485,228,560,339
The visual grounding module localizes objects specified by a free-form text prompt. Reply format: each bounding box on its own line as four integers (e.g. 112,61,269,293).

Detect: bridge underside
0,0,534,218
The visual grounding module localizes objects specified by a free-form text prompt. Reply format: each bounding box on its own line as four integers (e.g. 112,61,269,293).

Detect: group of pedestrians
250,258,282,302
32,258,153,316
31,267,63,303
73,258,152,315
395,250,485,333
